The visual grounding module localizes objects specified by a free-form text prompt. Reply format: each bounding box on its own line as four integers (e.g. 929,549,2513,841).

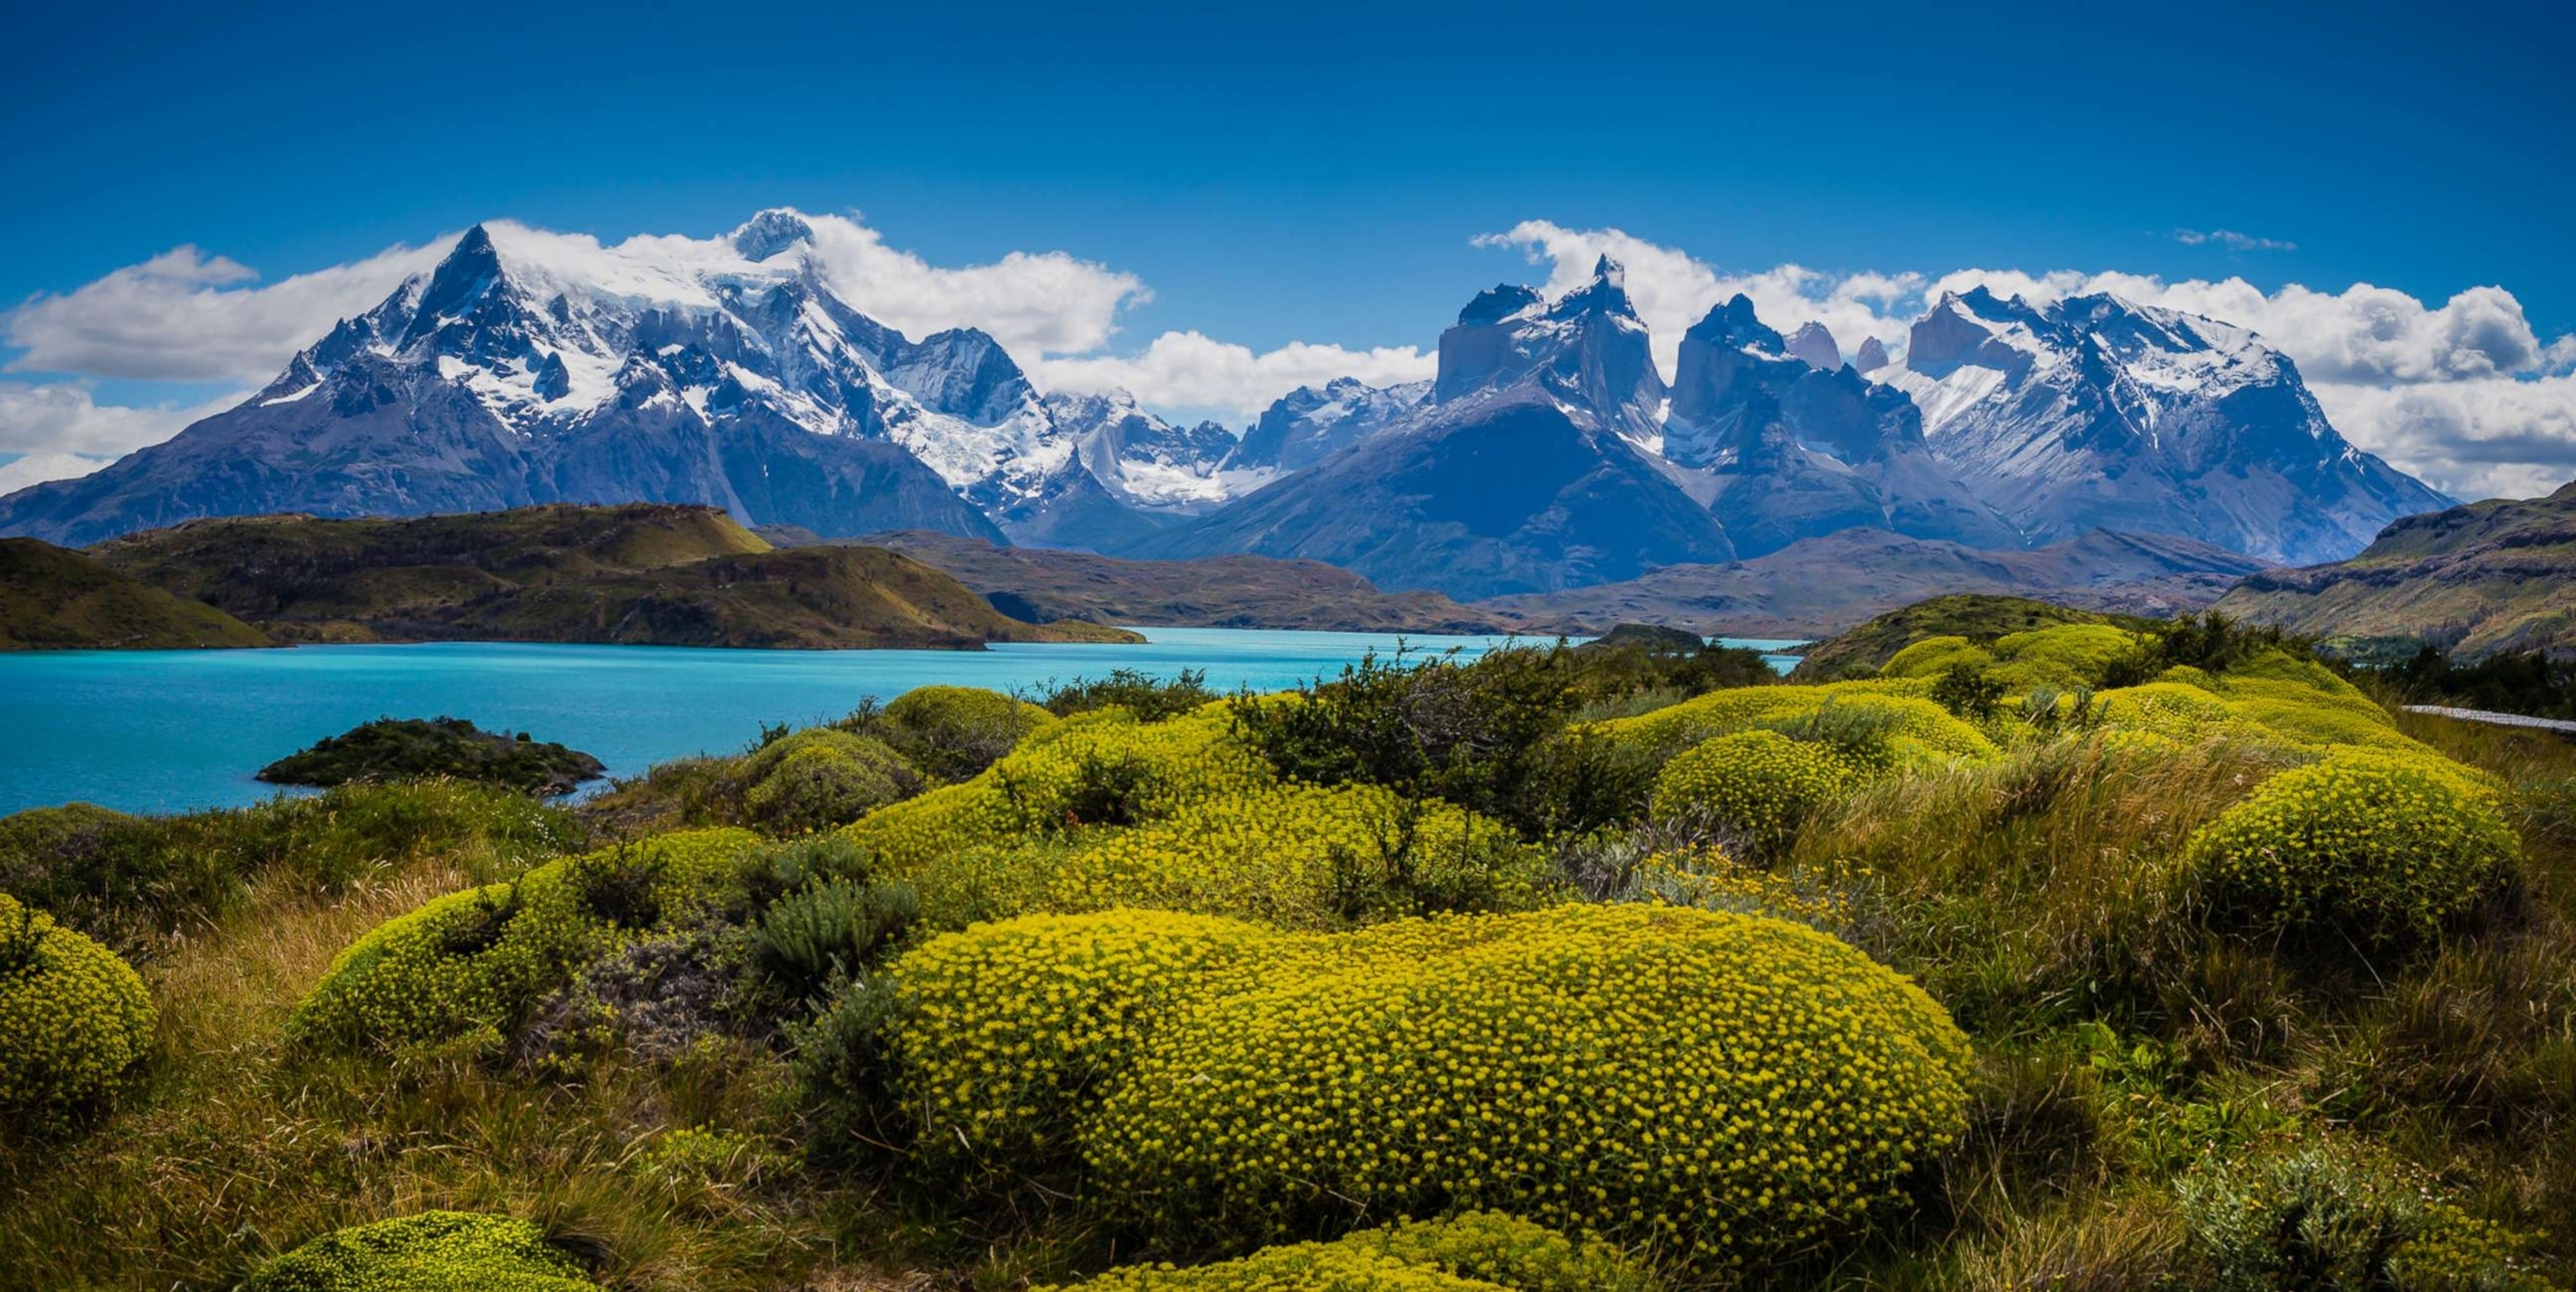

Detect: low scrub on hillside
257,717,607,796
5,618,2574,1292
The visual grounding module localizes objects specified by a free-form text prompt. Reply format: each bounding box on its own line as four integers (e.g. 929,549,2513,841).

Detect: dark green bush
0,785,582,957
1037,667,1217,721
753,878,919,1001
255,716,605,796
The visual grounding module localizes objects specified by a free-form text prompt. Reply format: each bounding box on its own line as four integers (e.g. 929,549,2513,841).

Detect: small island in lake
257,717,609,796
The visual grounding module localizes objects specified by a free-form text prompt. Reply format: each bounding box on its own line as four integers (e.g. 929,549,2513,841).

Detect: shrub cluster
844,705,1271,884
1040,1212,1660,1291
880,685,1057,781
0,784,580,957
0,891,155,1129
254,716,605,796
239,1211,599,1291
2174,1140,2550,1292
2182,749,2518,946
1649,729,1858,859
733,728,922,835
924,783,1548,931
875,904,1971,1271
289,828,769,1052
1595,681,1997,776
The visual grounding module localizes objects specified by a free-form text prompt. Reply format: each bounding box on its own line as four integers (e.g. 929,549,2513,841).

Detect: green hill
2216,480,2576,659
87,505,1130,650
0,537,270,650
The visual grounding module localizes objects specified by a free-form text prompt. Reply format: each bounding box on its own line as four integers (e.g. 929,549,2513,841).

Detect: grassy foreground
2,624,2573,1290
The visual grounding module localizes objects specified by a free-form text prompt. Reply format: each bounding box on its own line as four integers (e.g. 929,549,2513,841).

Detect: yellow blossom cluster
1629,845,1855,928
0,891,155,1124
2182,748,2518,944
845,706,1272,879
239,1211,600,1291
1026,782,1548,930
1593,681,1996,772
1038,1212,1659,1291
1649,729,1860,859
883,903,1970,1271
1883,625,2137,692
290,828,768,1051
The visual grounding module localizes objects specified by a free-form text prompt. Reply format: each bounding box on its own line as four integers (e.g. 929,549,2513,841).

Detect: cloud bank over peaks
1480,220,2576,503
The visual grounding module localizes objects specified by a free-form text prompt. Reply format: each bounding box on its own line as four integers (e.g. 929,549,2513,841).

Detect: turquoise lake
0,629,1805,817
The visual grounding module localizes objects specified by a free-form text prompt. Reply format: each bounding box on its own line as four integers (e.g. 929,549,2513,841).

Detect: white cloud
1481,221,2576,500
2175,228,2297,252
4,241,452,382
2309,375,2576,502
798,214,1145,358
1033,332,1435,420
0,451,116,495
0,382,242,458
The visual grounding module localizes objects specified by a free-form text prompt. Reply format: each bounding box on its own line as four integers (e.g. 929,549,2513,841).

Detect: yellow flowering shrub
881,684,1058,781
1629,845,1855,928
737,729,922,835
1010,783,1546,930
2092,682,2262,745
1985,625,2138,691
883,905,1970,1271
1039,1212,1660,1291
2181,748,2518,945
1649,729,1859,859
1881,636,1996,680
1594,681,1993,773
887,909,1274,1168
0,891,154,1125
290,828,766,1051
239,1211,598,1291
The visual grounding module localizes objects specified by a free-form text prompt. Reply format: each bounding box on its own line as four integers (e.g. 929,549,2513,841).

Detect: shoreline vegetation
3,597,2572,1290
256,717,609,797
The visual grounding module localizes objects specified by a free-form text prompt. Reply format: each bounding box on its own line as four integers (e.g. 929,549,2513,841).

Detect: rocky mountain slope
855,531,1518,633
1877,287,2451,563
1662,294,2018,556
2216,479,2576,658
0,538,271,650
89,503,1131,649
1481,527,2267,638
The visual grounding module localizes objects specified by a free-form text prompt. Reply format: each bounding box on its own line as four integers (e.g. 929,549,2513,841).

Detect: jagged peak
731,208,817,262
1685,293,1786,353
1458,283,1542,325
1546,256,1642,323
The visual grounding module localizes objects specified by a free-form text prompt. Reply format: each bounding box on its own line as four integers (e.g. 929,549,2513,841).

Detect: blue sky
4,0,2573,497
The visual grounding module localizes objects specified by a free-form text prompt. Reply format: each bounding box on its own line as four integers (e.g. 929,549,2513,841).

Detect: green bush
735,728,922,835
1038,1212,1660,1290
2175,1141,2549,1292
1649,729,1858,860
752,877,918,1000
254,716,605,796
880,685,1057,781
880,904,1971,1271
0,785,581,957
2182,749,2518,945
1039,667,1218,722
240,1211,599,1291
0,891,155,1129
289,828,767,1052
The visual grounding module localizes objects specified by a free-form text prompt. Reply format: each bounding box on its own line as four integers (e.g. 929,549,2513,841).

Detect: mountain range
0,209,2455,599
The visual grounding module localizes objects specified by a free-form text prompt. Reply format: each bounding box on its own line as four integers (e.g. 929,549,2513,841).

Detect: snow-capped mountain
1434,257,1667,446
1225,376,1431,474
1041,389,1259,515
1663,295,2018,556
1879,287,2453,563
1134,263,1732,597
0,211,1096,547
